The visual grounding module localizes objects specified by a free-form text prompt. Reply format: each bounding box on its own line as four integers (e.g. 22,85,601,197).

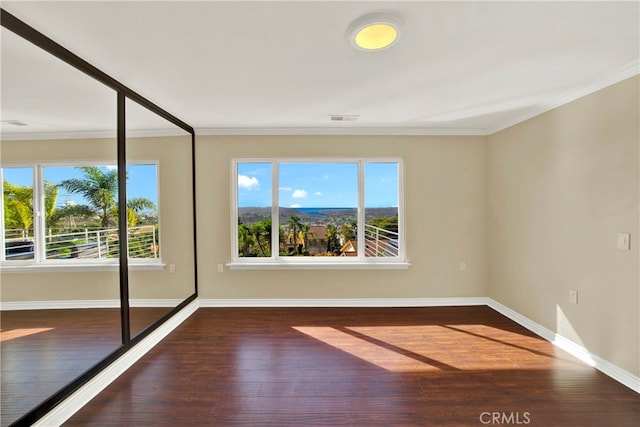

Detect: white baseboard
130,299,185,308
486,298,640,394
1,299,120,310
1,299,183,310
199,297,489,307
33,299,199,426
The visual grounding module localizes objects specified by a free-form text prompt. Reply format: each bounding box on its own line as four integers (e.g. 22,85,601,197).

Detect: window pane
279,162,357,257
44,166,119,260
364,162,399,257
43,164,158,260
125,164,158,259
237,162,272,257
3,168,35,260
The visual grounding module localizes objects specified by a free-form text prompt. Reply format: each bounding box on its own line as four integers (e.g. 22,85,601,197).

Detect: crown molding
1,128,188,141
195,126,487,136
486,59,640,135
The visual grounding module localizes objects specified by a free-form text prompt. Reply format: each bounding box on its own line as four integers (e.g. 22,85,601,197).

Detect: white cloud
292,189,308,198
314,191,322,196
290,203,302,208
279,186,293,192
104,165,117,170
238,175,259,190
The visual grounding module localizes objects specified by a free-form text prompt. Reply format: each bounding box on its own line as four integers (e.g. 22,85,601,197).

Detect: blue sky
237,162,398,208
2,165,158,207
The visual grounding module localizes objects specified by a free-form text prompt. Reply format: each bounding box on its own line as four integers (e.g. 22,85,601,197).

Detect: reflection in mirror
0,27,121,426
125,98,194,339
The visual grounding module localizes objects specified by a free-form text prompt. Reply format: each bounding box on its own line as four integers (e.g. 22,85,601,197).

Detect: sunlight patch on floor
294,324,584,372
293,326,442,372
0,327,54,342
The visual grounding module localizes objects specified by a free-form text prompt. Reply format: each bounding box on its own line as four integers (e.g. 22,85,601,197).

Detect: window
1,162,159,267
231,158,407,268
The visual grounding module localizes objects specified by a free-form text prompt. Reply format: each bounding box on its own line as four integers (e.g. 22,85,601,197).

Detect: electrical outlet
169,264,176,273
459,262,466,272
569,289,578,304
217,264,224,273
617,232,631,251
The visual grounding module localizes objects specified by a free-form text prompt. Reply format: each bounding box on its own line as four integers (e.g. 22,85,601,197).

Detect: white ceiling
1,1,639,137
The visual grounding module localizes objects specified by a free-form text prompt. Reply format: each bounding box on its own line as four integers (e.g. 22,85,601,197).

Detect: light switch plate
617,233,631,251
569,289,578,304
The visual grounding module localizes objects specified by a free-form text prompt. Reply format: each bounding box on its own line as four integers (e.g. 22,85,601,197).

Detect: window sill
226,260,411,270
0,261,165,274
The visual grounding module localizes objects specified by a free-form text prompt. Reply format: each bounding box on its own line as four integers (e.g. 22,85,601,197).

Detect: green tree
3,181,33,233
368,216,398,236
60,167,155,228
340,220,356,242
238,222,254,257
3,180,59,233
59,167,118,228
325,224,340,254
43,181,60,223
49,203,95,228
250,218,272,257
286,216,302,254
299,222,315,255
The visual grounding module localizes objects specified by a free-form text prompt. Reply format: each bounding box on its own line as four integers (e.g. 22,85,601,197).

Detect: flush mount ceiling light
348,13,401,52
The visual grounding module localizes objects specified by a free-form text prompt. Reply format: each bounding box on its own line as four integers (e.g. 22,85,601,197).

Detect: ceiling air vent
330,115,359,122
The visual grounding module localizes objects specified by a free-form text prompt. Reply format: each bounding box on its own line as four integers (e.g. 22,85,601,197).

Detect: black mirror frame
1,9,198,426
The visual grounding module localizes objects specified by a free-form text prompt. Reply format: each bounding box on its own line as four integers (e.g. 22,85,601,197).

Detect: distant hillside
239,207,397,225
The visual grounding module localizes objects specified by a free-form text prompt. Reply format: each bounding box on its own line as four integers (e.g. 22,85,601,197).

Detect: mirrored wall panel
0,27,121,426
125,98,195,339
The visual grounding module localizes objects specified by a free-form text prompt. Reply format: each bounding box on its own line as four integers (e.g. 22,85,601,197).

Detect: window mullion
34,164,45,262
272,160,279,260
357,160,365,260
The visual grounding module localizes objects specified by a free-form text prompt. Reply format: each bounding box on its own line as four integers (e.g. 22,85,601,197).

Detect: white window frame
0,160,163,272
228,158,409,270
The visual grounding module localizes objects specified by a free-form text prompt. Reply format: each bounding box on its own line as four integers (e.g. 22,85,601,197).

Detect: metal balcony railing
363,224,399,257
4,225,158,260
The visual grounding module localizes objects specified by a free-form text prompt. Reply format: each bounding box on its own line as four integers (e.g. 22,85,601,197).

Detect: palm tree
250,218,272,257
286,216,302,254
59,167,118,228
59,167,155,229
299,223,315,255
325,224,340,254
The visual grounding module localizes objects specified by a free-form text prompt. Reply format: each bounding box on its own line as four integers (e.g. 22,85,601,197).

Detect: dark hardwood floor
64,306,639,426
1,307,171,426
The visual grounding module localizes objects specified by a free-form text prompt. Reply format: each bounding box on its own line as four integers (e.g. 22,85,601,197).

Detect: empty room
1,1,638,426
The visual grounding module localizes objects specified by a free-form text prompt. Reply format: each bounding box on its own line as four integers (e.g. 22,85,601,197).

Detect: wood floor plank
59,306,640,426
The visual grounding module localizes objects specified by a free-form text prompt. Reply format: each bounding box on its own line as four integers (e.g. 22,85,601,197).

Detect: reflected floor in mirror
66,306,639,426
0,307,169,426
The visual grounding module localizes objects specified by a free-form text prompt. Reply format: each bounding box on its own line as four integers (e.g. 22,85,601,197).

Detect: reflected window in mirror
1,162,160,266
2,167,35,260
